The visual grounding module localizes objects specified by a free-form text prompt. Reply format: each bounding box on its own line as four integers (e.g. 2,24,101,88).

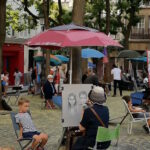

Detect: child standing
15,98,48,150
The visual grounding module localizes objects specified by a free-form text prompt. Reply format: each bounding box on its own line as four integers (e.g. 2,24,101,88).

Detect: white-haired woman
43,75,56,109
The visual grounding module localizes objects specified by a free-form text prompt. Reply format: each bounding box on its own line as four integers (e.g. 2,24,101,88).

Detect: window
140,0,150,6
136,17,145,29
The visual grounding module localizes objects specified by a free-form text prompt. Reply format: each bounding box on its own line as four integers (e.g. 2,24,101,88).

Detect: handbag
90,107,111,149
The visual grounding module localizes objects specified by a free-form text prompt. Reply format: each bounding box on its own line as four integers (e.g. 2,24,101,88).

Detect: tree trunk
58,0,63,25
43,0,50,77
124,21,132,49
124,6,134,49
0,0,7,109
98,11,102,31
104,0,111,84
106,0,110,35
72,0,86,83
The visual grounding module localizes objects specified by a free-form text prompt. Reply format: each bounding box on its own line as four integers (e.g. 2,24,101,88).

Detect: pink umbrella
25,24,122,83
26,30,122,48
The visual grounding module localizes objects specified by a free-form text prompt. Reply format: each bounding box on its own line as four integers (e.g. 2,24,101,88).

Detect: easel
57,126,83,150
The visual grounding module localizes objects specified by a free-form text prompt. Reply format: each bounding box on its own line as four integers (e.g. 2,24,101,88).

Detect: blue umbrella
50,58,62,66
127,57,147,62
82,48,105,58
55,55,69,63
34,55,62,66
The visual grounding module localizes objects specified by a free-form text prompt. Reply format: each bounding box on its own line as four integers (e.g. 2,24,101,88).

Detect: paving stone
0,91,150,150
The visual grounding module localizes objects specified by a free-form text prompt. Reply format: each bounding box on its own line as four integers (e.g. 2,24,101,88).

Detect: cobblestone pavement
0,91,150,150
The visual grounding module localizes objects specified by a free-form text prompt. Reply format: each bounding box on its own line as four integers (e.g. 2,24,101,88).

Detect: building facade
129,2,150,51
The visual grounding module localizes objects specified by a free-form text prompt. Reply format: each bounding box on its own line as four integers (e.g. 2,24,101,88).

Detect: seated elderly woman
43,75,56,109
72,86,110,150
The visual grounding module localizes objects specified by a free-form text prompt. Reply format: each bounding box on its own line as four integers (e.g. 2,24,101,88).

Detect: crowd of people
1,68,22,97
2,63,150,149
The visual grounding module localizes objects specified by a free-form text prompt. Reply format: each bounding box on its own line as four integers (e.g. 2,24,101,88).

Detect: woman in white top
14,68,22,86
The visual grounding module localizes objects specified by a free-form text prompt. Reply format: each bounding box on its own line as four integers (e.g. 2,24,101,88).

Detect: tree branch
22,0,39,19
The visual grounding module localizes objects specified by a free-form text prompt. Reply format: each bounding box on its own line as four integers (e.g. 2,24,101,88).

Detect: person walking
111,64,122,97
14,68,22,86
54,67,60,93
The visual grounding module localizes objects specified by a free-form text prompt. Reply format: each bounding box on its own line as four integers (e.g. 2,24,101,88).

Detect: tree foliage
85,0,143,48
6,0,71,33
116,0,141,48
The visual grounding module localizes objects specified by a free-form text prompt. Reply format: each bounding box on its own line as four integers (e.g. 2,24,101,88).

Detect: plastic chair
10,112,33,150
123,100,150,134
89,124,120,150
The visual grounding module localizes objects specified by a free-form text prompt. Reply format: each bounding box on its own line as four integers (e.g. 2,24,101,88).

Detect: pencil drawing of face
79,91,87,105
68,93,77,114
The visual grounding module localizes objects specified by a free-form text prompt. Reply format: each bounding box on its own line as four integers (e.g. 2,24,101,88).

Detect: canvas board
62,84,92,127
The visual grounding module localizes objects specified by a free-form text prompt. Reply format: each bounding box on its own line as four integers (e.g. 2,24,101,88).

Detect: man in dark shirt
73,86,110,150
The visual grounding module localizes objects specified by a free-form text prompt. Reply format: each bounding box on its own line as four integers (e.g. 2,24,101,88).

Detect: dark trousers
114,80,122,96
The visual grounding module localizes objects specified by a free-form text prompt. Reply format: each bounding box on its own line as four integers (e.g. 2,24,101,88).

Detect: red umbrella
26,30,122,48
25,24,122,83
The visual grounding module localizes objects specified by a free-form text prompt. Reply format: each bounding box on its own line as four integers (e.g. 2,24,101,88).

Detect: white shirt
143,77,148,84
111,68,121,80
1,74,4,81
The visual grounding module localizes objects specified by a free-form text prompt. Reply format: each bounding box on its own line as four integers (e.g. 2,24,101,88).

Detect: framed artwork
62,84,92,127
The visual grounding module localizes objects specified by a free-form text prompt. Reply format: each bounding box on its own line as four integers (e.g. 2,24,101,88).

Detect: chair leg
116,138,119,146
130,122,133,134
15,96,19,105
145,119,150,133
22,140,32,149
128,122,132,134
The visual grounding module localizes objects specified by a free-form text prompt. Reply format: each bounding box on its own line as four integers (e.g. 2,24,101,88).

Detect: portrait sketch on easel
68,93,77,114
62,84,92,127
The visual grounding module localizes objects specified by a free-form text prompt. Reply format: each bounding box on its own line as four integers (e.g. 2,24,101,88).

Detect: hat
47,75,54,79
88,86,106,104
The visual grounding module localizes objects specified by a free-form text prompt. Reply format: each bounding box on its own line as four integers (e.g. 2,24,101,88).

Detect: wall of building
129,40,150,51
129,7,150,51
3,44,24,85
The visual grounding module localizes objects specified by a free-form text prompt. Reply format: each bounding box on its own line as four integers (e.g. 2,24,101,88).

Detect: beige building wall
129,7,150,51
129,40,150,51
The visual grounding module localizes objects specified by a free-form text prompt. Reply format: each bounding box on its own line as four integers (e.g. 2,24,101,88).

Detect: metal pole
69,49,72,84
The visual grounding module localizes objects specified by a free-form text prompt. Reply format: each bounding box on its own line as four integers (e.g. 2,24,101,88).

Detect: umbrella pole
69,49,72,84
129,61,138,92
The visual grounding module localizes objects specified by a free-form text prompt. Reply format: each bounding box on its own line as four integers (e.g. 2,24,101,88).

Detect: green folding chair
89,124,120,150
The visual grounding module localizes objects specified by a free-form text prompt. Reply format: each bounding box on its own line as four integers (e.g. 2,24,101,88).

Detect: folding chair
7,86,22,105
123,100,150,134
89,124,120,150
10,112,32,150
